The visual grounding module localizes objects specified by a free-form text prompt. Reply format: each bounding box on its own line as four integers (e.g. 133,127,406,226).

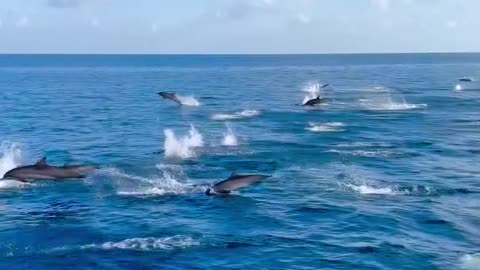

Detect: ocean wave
0,141,23,178
306,122,345,132
176,95,200,106
222,123,238,146
460,253,480,270
211,110,261,121
164,124,203,159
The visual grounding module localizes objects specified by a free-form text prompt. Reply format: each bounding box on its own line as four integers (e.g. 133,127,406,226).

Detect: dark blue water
0,54,479,270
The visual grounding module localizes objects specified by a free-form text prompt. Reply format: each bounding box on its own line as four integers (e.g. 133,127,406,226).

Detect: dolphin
2,157,96,182
300,83,329,106
303,96,328,106
157,92,182,105
459,77,473,82
205,172,270,196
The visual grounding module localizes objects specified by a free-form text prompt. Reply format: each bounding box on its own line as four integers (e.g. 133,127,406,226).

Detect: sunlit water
1,54,480,269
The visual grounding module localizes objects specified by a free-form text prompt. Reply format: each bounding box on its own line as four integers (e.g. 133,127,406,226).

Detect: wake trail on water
91,165,207,196
222,123,238,146
164,125,204,159
176,95,200,106
211,109,261,121
306,122,345,132
359,86,427,111
47,235,198,253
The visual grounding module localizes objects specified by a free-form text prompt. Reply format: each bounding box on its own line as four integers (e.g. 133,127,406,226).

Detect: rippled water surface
1,54,480,270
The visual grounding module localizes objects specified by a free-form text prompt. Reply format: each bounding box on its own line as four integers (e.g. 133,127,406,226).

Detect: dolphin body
301,83,329,106
2,157,96,182
303,96,328,106
205,173,270,196
459,77,473,82
157,92,182,105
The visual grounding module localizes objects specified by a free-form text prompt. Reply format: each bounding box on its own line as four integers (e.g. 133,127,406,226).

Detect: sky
0,0,478,54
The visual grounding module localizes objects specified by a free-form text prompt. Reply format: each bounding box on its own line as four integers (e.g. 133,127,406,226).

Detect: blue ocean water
0,54,479,270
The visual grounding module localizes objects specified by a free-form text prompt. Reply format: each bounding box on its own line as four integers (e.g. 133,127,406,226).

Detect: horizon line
0,51,479,56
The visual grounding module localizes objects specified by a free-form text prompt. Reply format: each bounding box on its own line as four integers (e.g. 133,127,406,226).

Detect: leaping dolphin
303,96,328,106
300,83,329,106
205,172,270,196
2,157,96,182
157,92,182,105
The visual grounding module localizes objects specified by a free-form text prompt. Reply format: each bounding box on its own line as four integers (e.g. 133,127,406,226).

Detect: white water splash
0,141,23,178
211,109,261,121
222,123,238,146
454,84,463,92
164,125,203,159
83,236,198,251
344,183,398,195
0,179,33,189
302,81,325,105
359,86,426,111
176,95,200,106
461,253,480,270
46,235,198,253
306,122,345,132
96,165,205,197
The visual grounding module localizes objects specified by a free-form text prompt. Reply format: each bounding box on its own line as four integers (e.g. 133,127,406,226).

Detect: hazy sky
0,0,478,54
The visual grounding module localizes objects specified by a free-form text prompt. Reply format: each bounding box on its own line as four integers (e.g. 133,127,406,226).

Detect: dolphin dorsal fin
34,157,48,168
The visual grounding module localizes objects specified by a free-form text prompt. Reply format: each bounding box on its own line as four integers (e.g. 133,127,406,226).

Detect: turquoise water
0,54,479,269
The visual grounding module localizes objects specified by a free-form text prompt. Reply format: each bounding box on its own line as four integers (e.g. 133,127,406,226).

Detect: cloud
213,0,278,21
151,23,158,33
370,0,390,11
47,0,108,9
47,0,82,8
90,17,99,27
15,16,29,28
295,13,311,24
446,20,457,29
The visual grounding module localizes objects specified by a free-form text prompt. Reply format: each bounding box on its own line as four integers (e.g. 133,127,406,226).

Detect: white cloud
90,17,99,27
446,20,457,29
16,16,29,28
371,0,390,11
296,13,311,24
47,0,81,8
151,23,158,33
212,0,278,21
